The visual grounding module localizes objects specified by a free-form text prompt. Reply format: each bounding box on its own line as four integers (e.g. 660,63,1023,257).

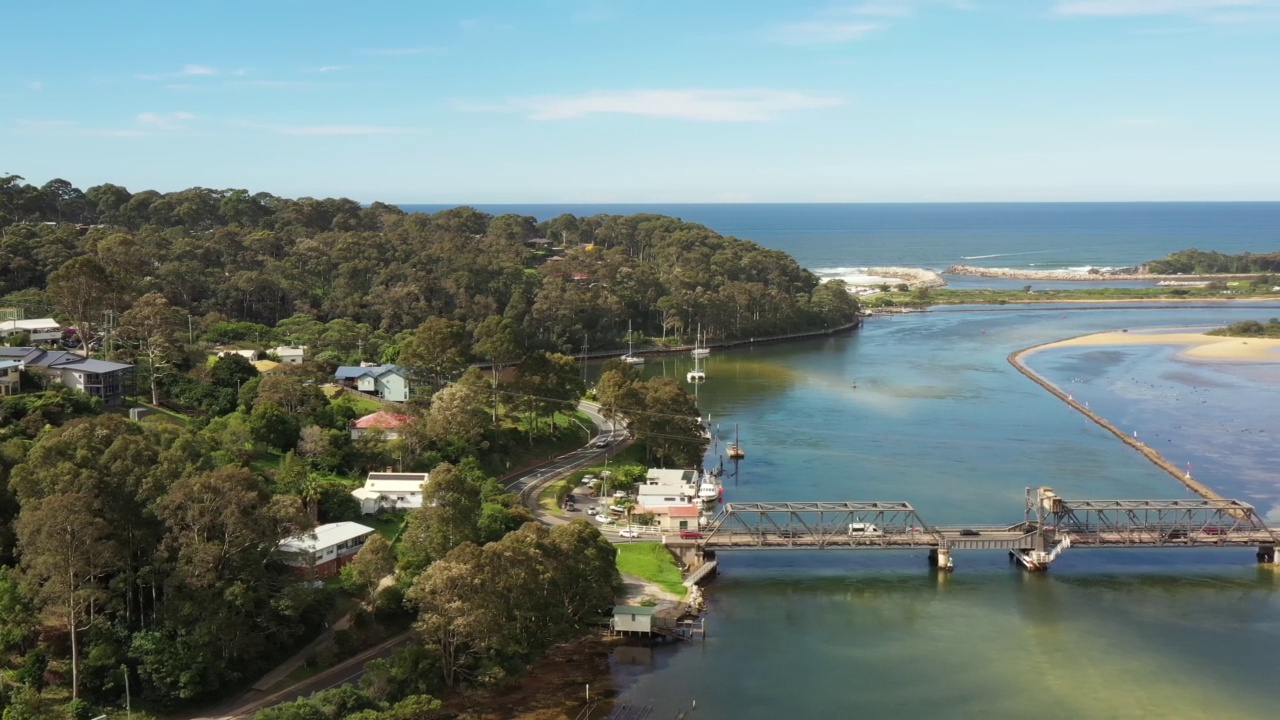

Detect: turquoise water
611,304,1280,719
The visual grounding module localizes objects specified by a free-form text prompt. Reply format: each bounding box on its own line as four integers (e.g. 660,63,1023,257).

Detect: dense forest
1145,248,1280,275
0,174,859,357
3,172,834,718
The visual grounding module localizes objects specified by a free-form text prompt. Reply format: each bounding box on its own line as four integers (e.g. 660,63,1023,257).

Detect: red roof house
350,411,414,440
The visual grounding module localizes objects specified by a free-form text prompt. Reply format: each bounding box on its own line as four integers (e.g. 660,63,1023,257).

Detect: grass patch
616,542,686,598
366,511,409,545
328,388,385,415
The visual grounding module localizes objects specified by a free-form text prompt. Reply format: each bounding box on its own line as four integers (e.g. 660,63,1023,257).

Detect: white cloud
230,121,415,136
772,21,884,44
16,119,147,137
27,80,42,90
358,46,442,56
494,89,843,122
1053,0,1270,16
137,111,196,129
315,65,349,72
844,2,915,17
138,64,219,80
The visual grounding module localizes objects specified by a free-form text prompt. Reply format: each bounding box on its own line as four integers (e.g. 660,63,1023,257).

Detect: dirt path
619,573,680,603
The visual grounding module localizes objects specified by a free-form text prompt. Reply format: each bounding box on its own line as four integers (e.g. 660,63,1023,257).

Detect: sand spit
1029,330,1280,362
945,265,1265,283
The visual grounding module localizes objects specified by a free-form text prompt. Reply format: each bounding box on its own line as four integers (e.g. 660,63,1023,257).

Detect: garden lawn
615,543,686,597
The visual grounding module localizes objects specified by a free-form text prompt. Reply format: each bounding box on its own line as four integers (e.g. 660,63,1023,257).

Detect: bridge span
678,487,1280,571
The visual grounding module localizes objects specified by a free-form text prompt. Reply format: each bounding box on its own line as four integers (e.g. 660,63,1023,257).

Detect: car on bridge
679,530,703,539
776,528,801,538
959,528,981,537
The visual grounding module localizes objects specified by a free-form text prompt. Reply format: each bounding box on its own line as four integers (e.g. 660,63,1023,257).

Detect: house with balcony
0,348,133,405
334,364,409,403
0,318,62,344
0,360,20,397
351,471,429,515
278,521,375,579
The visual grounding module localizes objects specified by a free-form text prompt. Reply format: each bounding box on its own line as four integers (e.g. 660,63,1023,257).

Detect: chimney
385,467,394,473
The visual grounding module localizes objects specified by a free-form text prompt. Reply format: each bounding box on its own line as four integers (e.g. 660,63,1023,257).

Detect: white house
636,468,700,505
271,346,307,364
0,360,20,397
278,521,375,579
335,364,409,403
216,348,257,361
0,318,62,343
351,471,429,515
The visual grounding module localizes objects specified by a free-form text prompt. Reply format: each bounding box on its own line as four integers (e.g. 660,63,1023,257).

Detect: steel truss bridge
692,487,1280,571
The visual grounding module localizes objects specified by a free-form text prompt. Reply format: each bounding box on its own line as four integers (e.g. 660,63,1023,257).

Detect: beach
1026,330,1280,362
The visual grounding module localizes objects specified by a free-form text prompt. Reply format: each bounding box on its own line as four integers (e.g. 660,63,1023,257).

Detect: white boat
622,320,645,365
697,480,720,502
686,369,705,383
691,325,710,358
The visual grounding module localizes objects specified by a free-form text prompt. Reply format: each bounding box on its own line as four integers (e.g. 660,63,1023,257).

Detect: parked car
612,490,628,499
618,529,640,538
679,530,703,539
586,507,598,516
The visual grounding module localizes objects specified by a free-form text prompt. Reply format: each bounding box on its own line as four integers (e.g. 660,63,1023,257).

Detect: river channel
610,304,1280,719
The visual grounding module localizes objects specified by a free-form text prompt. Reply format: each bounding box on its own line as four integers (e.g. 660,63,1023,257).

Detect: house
216,348,257,361
278,521,375,579
351,471,429,515
0,360,20,397
271,346,307,364
610,604,680,637
0,347,132,405
636,469,700,506
252,359,282,374
334,364,409,403
639,504,701,532
350,411,414,440
0,318,62,344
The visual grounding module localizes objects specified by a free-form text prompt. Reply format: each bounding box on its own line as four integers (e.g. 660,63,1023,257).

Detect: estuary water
611,304,1280,719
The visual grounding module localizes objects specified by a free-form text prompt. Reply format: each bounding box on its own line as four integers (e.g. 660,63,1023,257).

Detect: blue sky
3,0,1279,202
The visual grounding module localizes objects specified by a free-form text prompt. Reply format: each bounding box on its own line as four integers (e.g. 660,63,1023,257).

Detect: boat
697,479,720,502
686,368,705,383
727,424,745,460
621,319,644,365
691,325,710,358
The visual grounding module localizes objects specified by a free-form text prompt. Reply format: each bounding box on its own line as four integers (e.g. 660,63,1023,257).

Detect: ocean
401,202,1280,279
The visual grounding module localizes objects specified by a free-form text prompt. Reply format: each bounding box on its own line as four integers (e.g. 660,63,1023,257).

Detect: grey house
0,348,133,405
334,364,409,403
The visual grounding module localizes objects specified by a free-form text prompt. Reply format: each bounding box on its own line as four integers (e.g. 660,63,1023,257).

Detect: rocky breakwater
944,265,1272,283
863,267,947,289
944,265,1145,281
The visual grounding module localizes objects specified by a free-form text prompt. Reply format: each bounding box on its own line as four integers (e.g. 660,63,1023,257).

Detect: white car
586,507,598,516
596,515,614,524
618,529,640,538
612,490,628,499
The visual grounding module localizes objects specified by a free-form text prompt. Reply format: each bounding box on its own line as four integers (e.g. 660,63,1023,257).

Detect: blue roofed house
334,364,409,403
0,347,133,405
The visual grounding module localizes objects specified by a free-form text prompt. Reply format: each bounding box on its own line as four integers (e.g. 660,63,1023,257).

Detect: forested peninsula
0,174,858,720
0,174,858,354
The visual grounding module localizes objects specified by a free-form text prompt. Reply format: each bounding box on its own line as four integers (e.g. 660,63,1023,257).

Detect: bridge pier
1257,545,1277,565
928,548,954,572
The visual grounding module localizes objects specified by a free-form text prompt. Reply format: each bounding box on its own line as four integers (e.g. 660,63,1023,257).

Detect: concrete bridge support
1257,545,1277,565
928,548,954,571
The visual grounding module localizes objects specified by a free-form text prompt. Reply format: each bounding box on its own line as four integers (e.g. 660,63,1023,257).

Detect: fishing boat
727,424,745,460
621,320,644,365
697,478,720,502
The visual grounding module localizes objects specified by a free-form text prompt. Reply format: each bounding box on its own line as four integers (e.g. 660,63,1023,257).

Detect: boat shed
611,604,681,637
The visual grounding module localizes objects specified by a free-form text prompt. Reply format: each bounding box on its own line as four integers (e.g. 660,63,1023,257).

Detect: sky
3,0,1280,203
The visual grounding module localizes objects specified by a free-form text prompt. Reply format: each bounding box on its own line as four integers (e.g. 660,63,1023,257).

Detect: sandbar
1028,330,1280,363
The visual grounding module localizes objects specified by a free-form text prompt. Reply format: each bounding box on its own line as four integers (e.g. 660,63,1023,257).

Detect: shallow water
611,304,1280,719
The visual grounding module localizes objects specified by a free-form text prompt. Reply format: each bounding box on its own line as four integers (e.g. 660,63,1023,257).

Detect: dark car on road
959,528,981,537
776,528,801,538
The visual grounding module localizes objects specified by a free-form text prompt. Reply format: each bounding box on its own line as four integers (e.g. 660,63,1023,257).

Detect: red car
679,530,703,539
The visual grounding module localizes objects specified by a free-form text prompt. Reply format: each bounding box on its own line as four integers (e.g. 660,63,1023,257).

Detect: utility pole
187,314,194,344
